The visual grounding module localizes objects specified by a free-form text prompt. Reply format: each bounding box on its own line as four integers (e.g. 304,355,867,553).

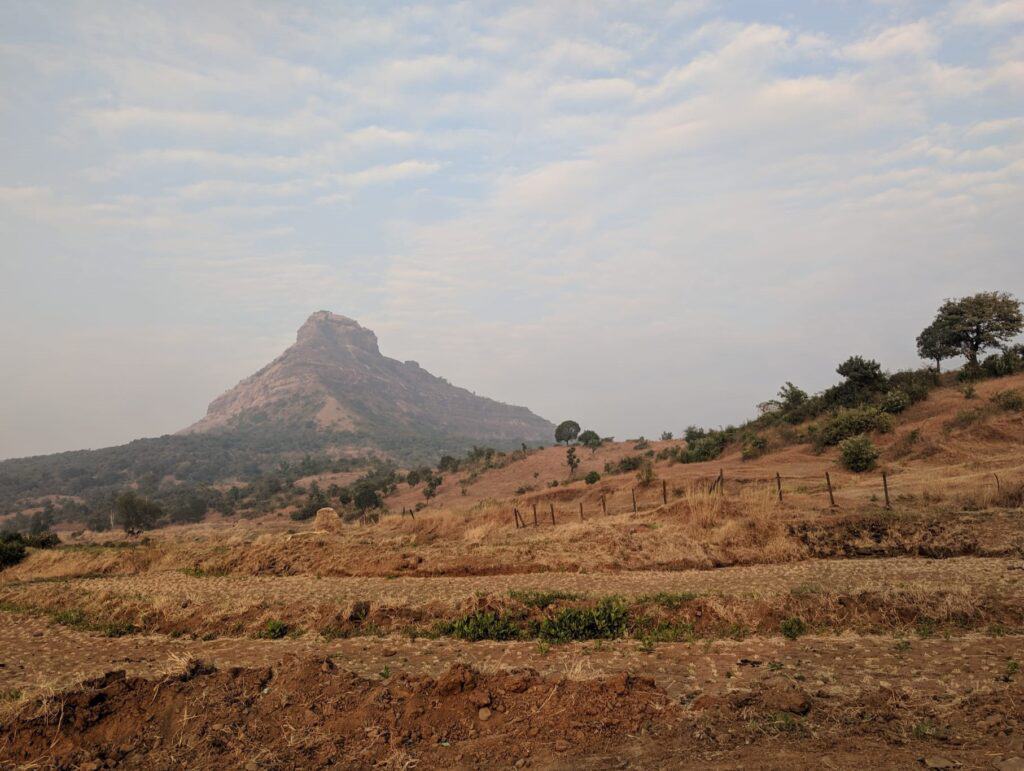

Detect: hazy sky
2,1,1022,459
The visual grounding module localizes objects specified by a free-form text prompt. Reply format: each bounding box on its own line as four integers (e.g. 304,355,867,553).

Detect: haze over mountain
183,311,553,445
0,313,552,511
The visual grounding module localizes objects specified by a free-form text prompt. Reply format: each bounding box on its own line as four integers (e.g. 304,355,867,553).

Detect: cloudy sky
1,1,1022,459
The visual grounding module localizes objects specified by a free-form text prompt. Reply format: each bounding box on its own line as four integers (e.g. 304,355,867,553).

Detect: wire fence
510,467,1013,529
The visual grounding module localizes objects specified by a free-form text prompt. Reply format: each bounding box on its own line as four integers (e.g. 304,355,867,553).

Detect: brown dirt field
2,617,1024,769
3,375,1024,768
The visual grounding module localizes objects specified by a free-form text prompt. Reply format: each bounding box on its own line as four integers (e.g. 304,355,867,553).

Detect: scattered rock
920,757,959,769
478,707,492,722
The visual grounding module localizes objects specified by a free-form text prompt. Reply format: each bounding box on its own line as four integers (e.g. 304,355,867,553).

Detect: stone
478,707,492,721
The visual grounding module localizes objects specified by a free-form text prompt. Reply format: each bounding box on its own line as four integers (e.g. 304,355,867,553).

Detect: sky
1,0,1023,459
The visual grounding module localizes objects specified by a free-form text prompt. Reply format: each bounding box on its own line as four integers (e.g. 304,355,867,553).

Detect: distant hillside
0,312,553,512
183,311,553,445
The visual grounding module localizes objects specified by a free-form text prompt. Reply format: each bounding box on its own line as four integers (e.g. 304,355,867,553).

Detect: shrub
961,383,977,400
604,455,644,474
633,437,650,450
439,611,520,641
584,471,601,485
537,597,628,643
741,434,768,461
636,458,656,486
992,389,1024,412
780,617,806,640
259,619,289,639
839,435,879,472
817,407,892,448
0,536,27,569
879,389,911,415
888,368,939,405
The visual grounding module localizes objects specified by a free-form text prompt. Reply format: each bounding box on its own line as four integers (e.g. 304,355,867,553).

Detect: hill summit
182,311,553,450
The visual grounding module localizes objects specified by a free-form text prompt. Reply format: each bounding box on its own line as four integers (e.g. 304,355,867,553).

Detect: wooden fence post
631,488,637,513
550,502,555,525
513,508,520,528
533,505,539,527
775,472,783,503
718,469,725,495
825,472,836,508
662,479,668,505
601,494,606,515
995,474,1001,494
579,501,584,521
882,471,891,510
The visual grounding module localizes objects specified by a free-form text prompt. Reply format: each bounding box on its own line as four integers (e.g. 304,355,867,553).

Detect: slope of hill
183,310,553,445
0,312,553,514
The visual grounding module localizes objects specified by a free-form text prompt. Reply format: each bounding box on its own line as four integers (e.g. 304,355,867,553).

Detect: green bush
537,597,628,643
0,537,27,569
780,617,806,640
879,389,911,415
992,389,1024,412
584,471,601,485
259,619,289,639
839,435,879,472
438,611,520,641
741,434,768,460
817,407,893,448
509,590,581,609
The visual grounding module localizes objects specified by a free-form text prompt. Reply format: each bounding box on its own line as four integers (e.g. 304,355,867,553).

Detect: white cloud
843,22,937,60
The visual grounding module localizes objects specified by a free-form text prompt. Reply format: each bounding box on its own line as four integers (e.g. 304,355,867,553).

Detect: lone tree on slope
555,420,581,445
921,292,1023,368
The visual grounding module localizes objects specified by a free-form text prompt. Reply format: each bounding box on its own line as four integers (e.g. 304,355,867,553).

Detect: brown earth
3,374,1024,768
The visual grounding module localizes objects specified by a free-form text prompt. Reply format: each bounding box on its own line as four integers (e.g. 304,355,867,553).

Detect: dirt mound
313,507,343,532
0,658,674,769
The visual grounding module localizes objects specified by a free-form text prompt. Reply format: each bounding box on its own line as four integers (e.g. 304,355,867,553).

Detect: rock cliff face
182,311,553,447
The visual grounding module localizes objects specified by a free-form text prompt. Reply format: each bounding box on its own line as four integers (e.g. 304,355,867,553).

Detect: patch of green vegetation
0,688,22,701
436,611,521,642
780,617,806,640
631,619,696,644
536,597,629,643
915,620,936,639
258,619,289,640
635,591,698,609
53,608,88,628
508,589,582,609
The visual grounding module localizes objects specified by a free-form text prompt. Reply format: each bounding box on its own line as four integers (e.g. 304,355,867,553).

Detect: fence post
631,488,637,513
550,502,555,525
882,471,891,509
533,502,538,524
601,494,606,515
995,474,1001,494
579,501,584,521
533,505,539,527
513,508,520,528
825,472,836,508
662,479,668,505
775,472,783,503
718,469,725,495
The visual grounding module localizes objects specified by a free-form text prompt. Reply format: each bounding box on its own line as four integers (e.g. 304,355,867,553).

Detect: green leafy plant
780,617,806,640
839,435,879,472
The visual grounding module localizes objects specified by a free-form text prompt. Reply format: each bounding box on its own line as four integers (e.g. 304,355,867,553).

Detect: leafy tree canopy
554,420,581,445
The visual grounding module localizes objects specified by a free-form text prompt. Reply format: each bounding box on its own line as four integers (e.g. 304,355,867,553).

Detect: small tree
636,458,656,486
555,420,581,445
113,490,162,532
578,429,601,453
930,292,1023,367
660,431,673,441
353,487,381,512
423,474,443,500
916,319,959,373
836,356,886,391
566,447,580,478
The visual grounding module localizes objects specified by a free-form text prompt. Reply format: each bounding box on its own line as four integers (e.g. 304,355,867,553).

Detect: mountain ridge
182,310,554,446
